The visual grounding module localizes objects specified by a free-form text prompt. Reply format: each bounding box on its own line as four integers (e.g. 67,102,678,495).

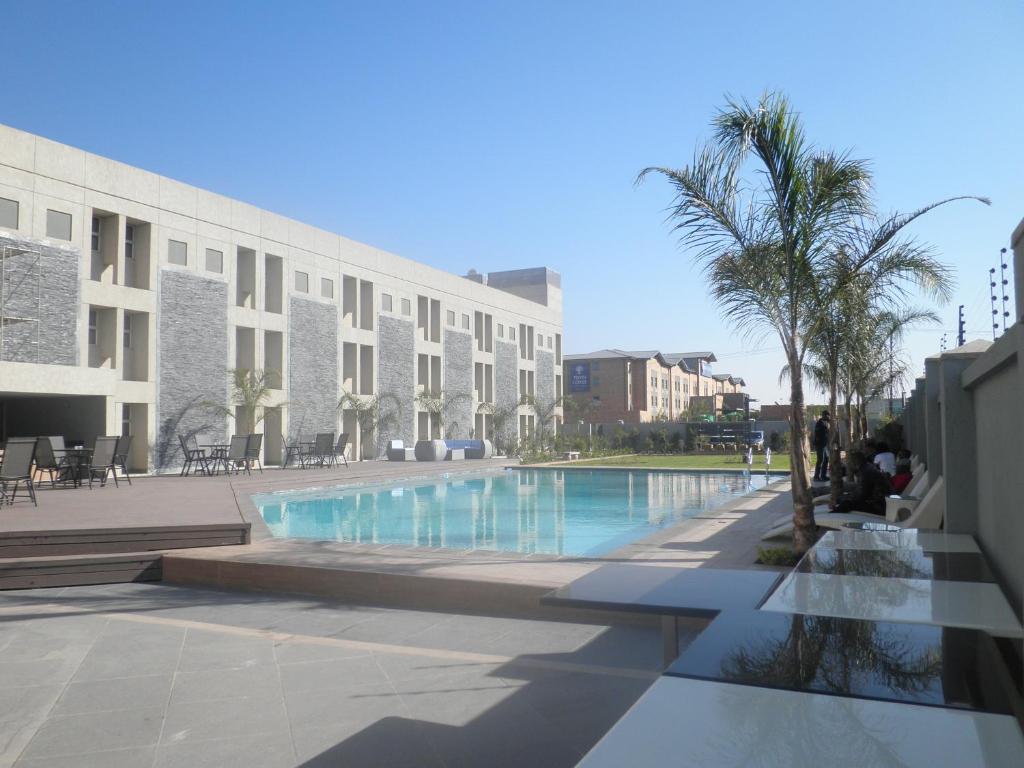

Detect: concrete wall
156,270,228,470
962,325,1024,614
443,329,473,439
0,234,79,365
287,296,338,439
377,314,415,448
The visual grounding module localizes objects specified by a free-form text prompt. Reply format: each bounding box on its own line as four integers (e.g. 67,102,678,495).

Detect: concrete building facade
562,349,747,424
0,124,562,470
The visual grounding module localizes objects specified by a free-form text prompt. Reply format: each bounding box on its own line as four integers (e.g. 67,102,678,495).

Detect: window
168,239,187,265
592,360,600,370
461,313,470,330
0,197,18,229
123,315,131,349
497,323,504,338
401,298,411,316
383,293,394,312
125,225,135,259
321,277,334,299
46,209,72,241
592,375,600,386
295,271,309,293
121,404,131,438
446,309,455,326
88,310,97,345
205,248,223,273
547,336,552,348
509,326,516,341
91,216,101,253
537,334,543,347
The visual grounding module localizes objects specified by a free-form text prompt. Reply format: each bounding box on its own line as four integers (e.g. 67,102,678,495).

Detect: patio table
795,546,997,582
576,676,1024,767
56,448,92,488
760,570,1023,638
817,528,982,553
540,564,783,665
664,609,1022,716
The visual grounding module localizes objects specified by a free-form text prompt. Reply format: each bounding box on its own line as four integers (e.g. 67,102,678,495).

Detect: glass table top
818,528,981,553
761,572,1023,638
797,547,997,582
666,609,1021,716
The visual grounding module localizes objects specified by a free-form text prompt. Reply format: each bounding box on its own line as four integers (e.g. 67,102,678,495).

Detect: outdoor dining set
177,432,349,477
0,434,132,507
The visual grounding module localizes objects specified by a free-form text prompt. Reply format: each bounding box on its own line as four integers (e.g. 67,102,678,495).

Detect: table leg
661,615,679,666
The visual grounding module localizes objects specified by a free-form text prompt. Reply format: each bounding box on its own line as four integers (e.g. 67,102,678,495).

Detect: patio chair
114,434,133,485
86,436,119,489
216,434,252,476
305,432,334,468
178,434,211,476
33,436,70,488
332,433,350,467
246,434,264,473
0,438,37,506
282,434,305,468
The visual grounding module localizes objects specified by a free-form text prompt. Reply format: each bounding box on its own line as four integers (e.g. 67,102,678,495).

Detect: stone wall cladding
443,329,474,439
536,349,554,410
0,235,79,365
377,314,415,450
156,269,228,470
494,340,519,444
288,297,339,439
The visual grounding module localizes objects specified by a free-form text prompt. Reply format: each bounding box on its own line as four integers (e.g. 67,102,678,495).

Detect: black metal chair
33,436,70,488
0,438,37,506
310,432,334,467
246,434,264,473
282,434,304,468
216,434,251,476
114,434,133,485
178,434,210,476
86,436,119,488
331,433,350,467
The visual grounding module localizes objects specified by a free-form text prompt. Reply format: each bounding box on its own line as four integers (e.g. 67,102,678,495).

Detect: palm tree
205,368,281,434
520,393,561,449
414,389,473,439
639,92,985,552
337,390,403,459
476,400,519,455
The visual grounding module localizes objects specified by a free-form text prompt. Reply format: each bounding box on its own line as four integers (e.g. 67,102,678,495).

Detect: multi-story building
562,349,747,423
0,124,562,470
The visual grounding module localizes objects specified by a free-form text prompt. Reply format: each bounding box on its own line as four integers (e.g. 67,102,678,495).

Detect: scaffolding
0,241,42,364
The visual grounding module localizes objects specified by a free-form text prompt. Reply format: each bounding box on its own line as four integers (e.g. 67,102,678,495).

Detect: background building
562,349,747,423
0,124,562,470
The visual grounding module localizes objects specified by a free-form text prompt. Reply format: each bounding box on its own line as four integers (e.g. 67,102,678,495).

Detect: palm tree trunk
829,383,842,505
788,358,815,553
842,393,854,447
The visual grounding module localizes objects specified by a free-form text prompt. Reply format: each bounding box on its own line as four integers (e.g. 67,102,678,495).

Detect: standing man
812,411,830,481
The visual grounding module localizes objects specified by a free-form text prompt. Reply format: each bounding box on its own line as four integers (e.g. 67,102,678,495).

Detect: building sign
700,360,712,377
569,362,590,392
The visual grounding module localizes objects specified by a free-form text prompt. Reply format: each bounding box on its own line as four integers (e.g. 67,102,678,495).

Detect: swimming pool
254,468,772,557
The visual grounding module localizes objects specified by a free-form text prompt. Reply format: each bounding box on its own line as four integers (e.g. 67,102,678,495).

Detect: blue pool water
255,469,771,557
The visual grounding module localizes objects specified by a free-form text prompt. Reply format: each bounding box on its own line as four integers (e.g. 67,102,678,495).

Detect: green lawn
559,453,791,472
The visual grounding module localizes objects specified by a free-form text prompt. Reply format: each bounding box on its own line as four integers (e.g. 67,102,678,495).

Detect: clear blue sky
4,1,1021,404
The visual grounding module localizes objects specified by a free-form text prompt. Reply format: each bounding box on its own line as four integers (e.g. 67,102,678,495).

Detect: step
0,523,250,558
0,551,162,590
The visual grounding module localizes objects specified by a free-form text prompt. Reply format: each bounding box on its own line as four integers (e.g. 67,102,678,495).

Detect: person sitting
873,441,896,476
890,460,913,494
833,451,889,517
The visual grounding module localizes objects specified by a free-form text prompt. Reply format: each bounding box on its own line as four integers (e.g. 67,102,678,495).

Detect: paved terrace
0,581,669,768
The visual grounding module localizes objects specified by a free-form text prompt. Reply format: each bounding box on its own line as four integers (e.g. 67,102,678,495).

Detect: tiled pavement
0,582,670,767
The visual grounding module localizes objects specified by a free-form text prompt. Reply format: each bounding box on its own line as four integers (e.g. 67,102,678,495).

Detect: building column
923,357,943,478
938,348,985,533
